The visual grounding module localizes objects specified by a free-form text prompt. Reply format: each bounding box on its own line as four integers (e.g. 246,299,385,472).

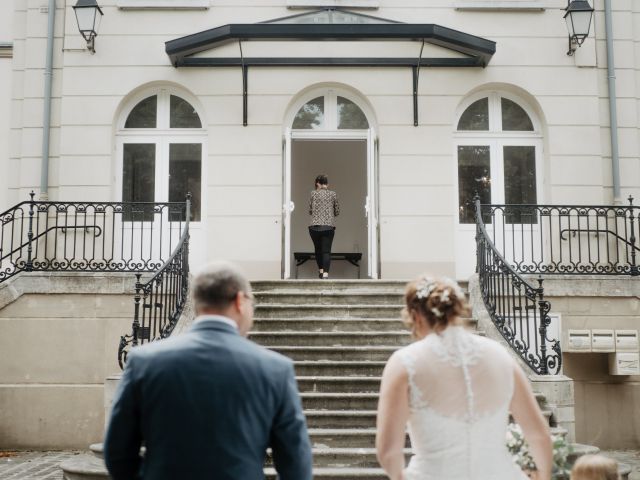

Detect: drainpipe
604,0,621,202
40,0,56,200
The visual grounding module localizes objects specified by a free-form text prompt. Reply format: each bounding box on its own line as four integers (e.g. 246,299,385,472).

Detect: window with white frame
119,90,204,222
292,92,370,130
456,93,541,224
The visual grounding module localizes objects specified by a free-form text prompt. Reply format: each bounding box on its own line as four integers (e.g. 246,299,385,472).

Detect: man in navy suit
104,261,313,480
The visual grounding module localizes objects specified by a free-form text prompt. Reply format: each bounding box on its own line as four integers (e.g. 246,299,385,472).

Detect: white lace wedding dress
396,326,528,480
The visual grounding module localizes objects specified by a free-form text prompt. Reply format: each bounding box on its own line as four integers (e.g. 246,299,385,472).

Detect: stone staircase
252,280,562,480
63,279,631,480
253,280,406,479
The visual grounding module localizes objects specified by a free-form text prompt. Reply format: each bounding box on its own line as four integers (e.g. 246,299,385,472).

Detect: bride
376,276,552,480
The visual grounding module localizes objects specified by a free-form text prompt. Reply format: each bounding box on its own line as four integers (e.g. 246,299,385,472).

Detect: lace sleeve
396,348,427,410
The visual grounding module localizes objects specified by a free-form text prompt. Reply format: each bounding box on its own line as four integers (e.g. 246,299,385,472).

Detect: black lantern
73,0,103,54
564,0,594,56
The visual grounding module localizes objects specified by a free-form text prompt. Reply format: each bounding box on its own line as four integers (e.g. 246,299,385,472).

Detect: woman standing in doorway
309,174,340,279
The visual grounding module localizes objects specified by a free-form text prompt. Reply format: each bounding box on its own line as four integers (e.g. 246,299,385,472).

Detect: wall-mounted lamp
73,0,103,54
564,0,594,56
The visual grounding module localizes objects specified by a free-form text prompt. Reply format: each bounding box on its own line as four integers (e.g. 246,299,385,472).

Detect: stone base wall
0,273,136,449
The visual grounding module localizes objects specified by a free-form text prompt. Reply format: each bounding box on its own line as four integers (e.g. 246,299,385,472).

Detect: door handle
364,196,369,218
283,201,295,213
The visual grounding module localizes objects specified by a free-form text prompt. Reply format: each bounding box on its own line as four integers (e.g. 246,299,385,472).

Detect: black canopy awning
165,9,496,126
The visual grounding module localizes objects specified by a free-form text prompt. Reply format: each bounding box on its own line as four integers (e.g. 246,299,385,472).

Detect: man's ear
233,291,243,312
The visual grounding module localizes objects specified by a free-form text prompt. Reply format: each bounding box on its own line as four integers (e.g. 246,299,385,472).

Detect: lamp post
73,0,103,54
564,0,594,56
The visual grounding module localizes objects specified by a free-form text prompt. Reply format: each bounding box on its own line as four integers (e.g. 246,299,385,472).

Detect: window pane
170,95,202,128
338,96,369,129
458,145,491,224
501,98,534,131
169,143,202,222
125,96,157,128
504,146,537,224
457,98,489,131
122,144,156,221
292,97,324,129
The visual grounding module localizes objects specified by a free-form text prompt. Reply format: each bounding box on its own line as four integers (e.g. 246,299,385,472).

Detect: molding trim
287,0,379,8
0,43,13,58
117,0,209,10
454,1,544,11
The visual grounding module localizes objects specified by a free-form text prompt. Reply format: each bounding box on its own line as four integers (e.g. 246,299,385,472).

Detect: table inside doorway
294,252,362,279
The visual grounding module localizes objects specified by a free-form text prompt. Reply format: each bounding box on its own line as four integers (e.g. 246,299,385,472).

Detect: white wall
291,140,368,279
5,0,640,278
0,0,13,212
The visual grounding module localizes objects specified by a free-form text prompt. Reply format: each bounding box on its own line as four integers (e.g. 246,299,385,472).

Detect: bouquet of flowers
506,423,572,479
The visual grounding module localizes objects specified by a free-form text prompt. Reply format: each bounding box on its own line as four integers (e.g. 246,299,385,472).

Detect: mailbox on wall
591,330,615,352
615,330,639,352
566,330,592,352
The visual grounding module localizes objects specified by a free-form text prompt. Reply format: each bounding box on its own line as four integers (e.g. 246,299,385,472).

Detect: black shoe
318,272,323,279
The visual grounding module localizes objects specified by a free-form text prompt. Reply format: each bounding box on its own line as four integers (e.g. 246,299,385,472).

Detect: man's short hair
192,261,251,312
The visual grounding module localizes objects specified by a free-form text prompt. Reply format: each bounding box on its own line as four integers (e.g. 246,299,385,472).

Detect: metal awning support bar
414,39,425,126
239,40,248,126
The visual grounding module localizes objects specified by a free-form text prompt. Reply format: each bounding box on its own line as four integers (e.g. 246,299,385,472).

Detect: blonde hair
403,275,470,334
571,455,619,480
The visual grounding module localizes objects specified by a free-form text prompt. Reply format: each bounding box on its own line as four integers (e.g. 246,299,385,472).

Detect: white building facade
4,0,640,282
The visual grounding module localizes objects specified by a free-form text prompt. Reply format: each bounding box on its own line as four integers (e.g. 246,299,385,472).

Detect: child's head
571,454,619,480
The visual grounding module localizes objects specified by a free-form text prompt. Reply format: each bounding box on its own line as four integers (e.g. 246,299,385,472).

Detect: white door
282,128,294,279
454,140,498,280
454,138,542,279
367,129,379,279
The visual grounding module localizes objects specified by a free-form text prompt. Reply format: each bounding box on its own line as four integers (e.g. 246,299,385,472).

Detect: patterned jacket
309,189,340,227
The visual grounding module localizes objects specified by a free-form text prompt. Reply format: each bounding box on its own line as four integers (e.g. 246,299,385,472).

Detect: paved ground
0,451,80,480
1,449,639,479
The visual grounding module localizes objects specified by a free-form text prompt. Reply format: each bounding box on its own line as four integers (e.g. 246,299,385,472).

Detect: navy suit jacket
104,318,313,480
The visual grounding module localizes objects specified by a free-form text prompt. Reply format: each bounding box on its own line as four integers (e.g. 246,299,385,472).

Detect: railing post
627,195,638,275
26,191,35,272
536,277,550,375
132,273,142,346
474,194,481,274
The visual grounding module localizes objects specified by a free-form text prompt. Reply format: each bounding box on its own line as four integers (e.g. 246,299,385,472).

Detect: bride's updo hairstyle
403,275,470,332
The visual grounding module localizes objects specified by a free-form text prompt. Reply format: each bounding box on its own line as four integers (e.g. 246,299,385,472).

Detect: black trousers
309,227,335,272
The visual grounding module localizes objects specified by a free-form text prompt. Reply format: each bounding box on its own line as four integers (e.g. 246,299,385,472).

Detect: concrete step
255,292,404,306
309,428,410,449
266,447,411,469
305,410,378,429
60,453,109,479
297,376,382,393
252,280,408,294
295,361,387,377
302,392,379,410
264,467,387,480
251,331,410,347
254,305,404,320
275,346,397,361
253,318,406,333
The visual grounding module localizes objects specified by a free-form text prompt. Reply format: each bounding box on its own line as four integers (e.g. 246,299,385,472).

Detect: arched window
455,93,541,224
291,91,370,130
118,90,205,222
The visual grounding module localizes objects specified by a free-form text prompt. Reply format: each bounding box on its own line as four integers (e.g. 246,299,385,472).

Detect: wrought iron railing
117,196,191,369
475,199,562,375
0,192,188,283
480,197,640,276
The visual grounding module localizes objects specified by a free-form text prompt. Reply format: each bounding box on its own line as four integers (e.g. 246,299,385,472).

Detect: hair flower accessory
415,277,437,300
431,307,443,318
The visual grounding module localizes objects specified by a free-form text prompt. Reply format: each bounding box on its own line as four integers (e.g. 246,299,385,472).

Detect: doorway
281,88,379,279
291,139,368,279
